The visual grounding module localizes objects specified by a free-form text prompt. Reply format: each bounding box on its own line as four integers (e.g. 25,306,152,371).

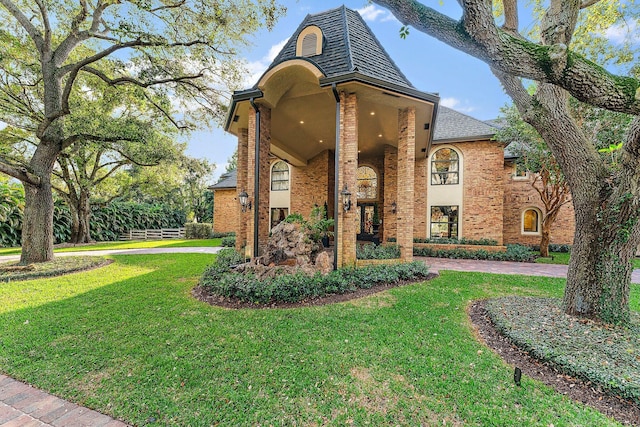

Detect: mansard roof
260,5,413,89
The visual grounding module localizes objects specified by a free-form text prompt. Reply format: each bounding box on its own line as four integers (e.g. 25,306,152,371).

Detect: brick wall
382,145,397,242
338,92,358,266
461,141,505,244
414,157,428,239
503,163,575,245
213,189,237,233
397,107,416,260
291,150,332,217
236,129,249,253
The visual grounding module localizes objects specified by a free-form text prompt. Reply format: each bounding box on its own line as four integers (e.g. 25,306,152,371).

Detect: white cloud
605,21,639,44
357,5,399,23
245,38,289,87
440,97,476,113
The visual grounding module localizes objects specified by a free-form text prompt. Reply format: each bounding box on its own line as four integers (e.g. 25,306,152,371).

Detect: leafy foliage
89,203,185,242
414,244,535,262
412,237,499,246
221,236,236,247
0,181,24,247
486,296,640,405
201,255,430,304
185,223,213,240
357,243,401,259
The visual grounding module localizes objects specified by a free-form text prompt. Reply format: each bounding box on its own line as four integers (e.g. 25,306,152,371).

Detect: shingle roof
433,106,497,142
209,170,237,190
263,6,413,88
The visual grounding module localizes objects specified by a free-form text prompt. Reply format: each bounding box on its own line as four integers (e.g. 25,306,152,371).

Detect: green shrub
91,202,186,241
221,236,236,247
357,243,401,259
211,231,235,238
185,222,213,239
414,244,535,262
200,259,430,304
0,182,24,248
530,243,572,253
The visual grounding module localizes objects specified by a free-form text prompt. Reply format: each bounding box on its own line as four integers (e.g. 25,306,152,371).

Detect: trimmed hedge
414,244,535,262
357,243,401,259
201,249,430,304
221,236,236,247
530,243,572,253
388,237,499,246
185,222,213,239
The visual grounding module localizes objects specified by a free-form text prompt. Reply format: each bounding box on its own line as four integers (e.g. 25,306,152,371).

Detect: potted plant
308,205,334,247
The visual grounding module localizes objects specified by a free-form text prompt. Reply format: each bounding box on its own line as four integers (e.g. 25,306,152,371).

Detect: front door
357,203,376,241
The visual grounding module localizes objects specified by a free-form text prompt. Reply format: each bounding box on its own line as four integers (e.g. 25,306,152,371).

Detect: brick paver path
0,374,127,426
420,257,640,284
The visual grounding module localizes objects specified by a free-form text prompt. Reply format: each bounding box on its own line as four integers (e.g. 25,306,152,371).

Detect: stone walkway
422,257,640,283
2,249,639,426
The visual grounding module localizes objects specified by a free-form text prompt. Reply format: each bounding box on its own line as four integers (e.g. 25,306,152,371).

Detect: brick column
246,105,271,257
397,108,416,261
236,128,249,255
338,92,358,267
383,145,398,243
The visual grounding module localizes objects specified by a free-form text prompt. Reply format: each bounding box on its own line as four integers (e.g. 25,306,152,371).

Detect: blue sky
193,0,512,180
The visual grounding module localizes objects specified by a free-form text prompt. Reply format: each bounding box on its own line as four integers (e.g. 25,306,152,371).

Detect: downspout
250,98,260,259
332,84,340,271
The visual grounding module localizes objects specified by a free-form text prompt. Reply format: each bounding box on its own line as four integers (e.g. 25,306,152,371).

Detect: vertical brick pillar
383,145,398,243
338,92,358,267
236,129,249,254
397,108,416,261
257,106,271,254
246,105,271,257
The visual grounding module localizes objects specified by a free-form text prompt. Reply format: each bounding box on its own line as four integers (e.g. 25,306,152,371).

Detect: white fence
119,228,185,241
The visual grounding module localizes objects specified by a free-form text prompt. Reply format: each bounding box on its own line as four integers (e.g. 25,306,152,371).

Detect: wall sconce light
340,185,352,212
391,201,397,214
238,190,252,212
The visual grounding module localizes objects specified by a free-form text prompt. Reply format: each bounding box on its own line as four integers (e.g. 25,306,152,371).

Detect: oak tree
375,0,640,324
0,0,283,264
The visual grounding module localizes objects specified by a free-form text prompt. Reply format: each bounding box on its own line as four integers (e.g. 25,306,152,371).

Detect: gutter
332,83,340,271
250,97,261,259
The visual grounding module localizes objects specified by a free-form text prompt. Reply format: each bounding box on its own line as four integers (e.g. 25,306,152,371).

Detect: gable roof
263,6,413,89
433,106,497,142
209,170,237,190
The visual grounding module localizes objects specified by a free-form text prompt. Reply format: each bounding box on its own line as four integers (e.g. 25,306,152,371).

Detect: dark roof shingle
262,6,412,88
433,106,497,142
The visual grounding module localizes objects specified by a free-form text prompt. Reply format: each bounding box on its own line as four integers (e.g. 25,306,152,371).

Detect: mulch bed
469,300,640,426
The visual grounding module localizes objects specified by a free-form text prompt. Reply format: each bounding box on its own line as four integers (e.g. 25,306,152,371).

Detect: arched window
357,166,377,200
271,161,289,191
523,208,541,234
431,148,459,185
296,26,323,57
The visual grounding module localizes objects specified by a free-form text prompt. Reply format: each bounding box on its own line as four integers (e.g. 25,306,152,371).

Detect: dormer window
296,26,323,57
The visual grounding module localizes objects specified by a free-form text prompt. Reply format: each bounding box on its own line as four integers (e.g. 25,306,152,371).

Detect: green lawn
0,254,636,425
536,251,640,269
0,239,222,256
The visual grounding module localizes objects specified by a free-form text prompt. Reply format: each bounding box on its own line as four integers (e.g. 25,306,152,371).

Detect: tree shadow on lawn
0,261,629,426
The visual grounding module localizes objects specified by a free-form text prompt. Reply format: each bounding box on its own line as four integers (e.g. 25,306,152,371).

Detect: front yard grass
0,253,637,426
0,238,222,256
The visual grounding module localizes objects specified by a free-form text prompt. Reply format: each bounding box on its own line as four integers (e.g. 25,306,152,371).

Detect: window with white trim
522,208,541,234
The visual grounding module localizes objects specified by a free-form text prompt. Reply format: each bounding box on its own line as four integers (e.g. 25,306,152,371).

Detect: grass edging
484,296,640,405
0,256,112,282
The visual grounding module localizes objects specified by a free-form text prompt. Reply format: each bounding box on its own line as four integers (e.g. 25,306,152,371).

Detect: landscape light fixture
341,185,352,212
238,190,251,212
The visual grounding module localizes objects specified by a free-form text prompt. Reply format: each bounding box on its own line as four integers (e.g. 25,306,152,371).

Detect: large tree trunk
564,195,640,325
69,189,93,244
20,143,58,264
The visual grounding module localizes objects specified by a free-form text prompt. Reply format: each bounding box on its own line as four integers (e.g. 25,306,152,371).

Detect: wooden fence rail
119,228,185,241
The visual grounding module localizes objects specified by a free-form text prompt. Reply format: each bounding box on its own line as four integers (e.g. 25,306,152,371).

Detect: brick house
215,6,575,267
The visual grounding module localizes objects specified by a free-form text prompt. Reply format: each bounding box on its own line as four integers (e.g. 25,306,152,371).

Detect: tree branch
33,0,51,47
0,158,41,186
373,0,640,115
0,0,45,52
82,66,204,88
502,0,519,34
